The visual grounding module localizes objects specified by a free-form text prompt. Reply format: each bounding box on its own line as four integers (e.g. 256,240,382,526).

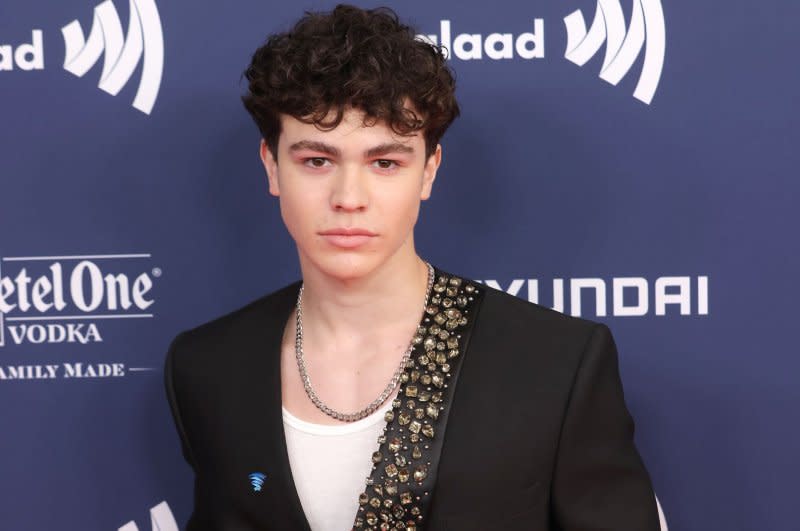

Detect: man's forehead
279,110,422,148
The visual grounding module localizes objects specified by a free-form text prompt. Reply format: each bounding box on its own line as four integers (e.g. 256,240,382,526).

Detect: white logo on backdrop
564,0,666,104
657,496,669,531
420,20,545,61
61,0,164,114
418,1,666,104
481,275,708,318
0,253,158,349
119,501,178,531
0,253,160,382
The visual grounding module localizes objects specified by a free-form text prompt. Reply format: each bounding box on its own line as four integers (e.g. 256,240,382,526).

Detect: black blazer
165,268,660,530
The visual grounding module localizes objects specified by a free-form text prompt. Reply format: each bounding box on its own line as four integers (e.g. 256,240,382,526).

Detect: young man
164,4,661,530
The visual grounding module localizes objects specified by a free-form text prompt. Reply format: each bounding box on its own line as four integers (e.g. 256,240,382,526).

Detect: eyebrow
364,142,415,158
288,140,414,158
288,140,340,157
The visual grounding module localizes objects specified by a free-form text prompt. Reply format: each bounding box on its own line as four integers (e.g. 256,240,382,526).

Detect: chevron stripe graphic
564,0,665,104
61,0,164,114
0,258,4,348
118,501,178,531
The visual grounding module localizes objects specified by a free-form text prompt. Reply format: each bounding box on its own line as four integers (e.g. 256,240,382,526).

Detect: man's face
260,107,441,281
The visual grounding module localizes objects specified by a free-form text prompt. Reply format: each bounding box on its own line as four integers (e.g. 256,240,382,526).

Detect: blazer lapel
353,268,486,530
232,280,311,530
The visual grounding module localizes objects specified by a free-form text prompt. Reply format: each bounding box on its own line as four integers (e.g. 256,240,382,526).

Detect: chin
307,253,381,281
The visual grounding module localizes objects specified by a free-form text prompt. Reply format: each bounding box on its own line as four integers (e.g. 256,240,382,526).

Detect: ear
259,139,280,197
420,144,442,201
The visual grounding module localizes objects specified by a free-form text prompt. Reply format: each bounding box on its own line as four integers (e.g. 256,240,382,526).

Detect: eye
304,157,331,168
373,159,397,170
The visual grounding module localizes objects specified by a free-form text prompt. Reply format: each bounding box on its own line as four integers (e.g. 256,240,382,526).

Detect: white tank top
282,399,393,531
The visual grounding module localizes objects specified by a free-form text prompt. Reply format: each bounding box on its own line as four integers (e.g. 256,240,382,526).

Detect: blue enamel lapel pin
248,472,267,492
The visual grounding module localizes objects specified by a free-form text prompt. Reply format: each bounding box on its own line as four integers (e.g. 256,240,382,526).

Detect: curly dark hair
242,4,459,160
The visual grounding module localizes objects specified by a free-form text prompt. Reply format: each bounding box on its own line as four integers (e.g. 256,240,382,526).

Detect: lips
319,228,377,236
319,228,377,248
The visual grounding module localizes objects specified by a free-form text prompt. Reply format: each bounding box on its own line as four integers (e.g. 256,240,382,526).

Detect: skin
260,106,443,425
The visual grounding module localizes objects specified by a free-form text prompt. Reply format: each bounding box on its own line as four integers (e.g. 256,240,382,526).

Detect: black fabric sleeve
163,332,213,530
551,324,660,530
164,332,197,468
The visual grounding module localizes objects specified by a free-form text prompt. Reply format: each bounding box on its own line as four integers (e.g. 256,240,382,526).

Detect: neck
296,252,431,347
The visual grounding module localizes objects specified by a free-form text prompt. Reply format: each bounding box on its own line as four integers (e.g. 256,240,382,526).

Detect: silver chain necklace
294,262,435,422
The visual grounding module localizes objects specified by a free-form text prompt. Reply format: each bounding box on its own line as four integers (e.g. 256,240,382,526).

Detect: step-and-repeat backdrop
1,0,797,529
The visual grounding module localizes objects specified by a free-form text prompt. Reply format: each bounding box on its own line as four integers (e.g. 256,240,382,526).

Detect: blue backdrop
1,0,797,529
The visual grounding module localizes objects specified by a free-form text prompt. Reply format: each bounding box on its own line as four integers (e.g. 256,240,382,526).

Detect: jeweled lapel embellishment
353,271,482,530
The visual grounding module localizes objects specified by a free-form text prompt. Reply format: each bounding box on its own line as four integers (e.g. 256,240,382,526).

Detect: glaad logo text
0,0,164,114
0,31,44,70
420,20,545,61
0,254,159,347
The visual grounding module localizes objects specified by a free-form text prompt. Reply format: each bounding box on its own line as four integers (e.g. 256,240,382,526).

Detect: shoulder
449,272,614,384
437,265,605,349
474,277,603,345
165,280,300,368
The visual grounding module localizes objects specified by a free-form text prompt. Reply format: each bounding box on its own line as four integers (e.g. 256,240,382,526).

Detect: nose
330,164,369,212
